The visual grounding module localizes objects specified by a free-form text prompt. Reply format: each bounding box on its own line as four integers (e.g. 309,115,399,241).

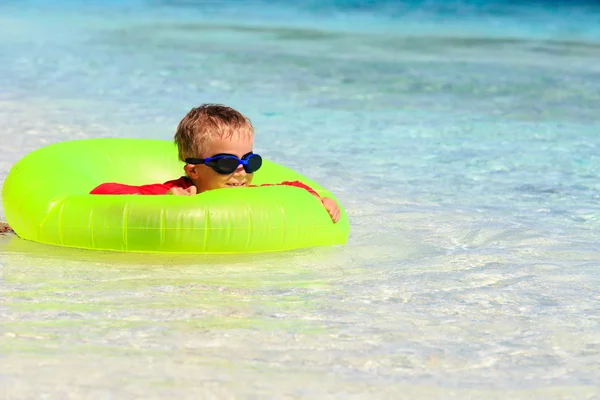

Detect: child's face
185,134,255,193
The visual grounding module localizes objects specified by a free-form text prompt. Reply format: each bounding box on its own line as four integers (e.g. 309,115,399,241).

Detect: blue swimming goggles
185,152,262,175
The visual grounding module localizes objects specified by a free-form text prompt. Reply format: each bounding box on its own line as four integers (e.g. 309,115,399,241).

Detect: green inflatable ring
1,138,349,253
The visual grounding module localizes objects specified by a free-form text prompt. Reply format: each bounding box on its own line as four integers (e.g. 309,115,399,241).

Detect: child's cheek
215,175,230,187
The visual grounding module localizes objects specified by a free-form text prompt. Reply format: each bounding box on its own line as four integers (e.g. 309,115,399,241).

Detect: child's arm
278,181,319,196
259,180,317,195
272,181,341,223
90,177,192,195
90,182,173,195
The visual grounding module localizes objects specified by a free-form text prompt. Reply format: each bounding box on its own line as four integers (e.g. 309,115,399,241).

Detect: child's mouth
226,182,246,187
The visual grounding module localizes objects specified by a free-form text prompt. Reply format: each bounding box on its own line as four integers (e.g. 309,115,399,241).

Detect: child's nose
234,164,246,175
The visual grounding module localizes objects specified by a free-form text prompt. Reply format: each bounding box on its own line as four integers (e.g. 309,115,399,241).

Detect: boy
91,104,340,223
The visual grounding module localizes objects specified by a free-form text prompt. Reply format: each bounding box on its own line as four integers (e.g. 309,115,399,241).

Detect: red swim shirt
90,176,318,196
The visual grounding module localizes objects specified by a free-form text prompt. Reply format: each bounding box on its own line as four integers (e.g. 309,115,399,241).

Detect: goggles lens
185,153,262,175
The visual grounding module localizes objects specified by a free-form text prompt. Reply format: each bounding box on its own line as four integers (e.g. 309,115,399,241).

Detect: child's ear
184,164,199,179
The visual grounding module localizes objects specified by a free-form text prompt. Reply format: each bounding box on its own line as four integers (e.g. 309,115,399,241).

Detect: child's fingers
321,198,341,223
332,207,340,223
188,186,197,195
168,188,188,196
326,204,340,223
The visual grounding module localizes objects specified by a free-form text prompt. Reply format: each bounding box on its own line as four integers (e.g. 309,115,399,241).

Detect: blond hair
174,104,254,161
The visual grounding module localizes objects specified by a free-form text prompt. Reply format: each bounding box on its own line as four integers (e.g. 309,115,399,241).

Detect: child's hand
167,186,197,196
320,197,340,223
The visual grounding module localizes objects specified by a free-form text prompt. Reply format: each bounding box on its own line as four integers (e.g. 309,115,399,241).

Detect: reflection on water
2,207,600,397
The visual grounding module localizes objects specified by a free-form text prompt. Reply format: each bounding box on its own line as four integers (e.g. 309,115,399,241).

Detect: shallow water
1,0,600,398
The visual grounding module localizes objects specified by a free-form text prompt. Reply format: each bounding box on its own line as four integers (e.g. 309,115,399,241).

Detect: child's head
174,104,259,193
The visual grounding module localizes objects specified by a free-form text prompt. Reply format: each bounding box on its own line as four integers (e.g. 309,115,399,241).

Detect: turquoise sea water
1,1,600,398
